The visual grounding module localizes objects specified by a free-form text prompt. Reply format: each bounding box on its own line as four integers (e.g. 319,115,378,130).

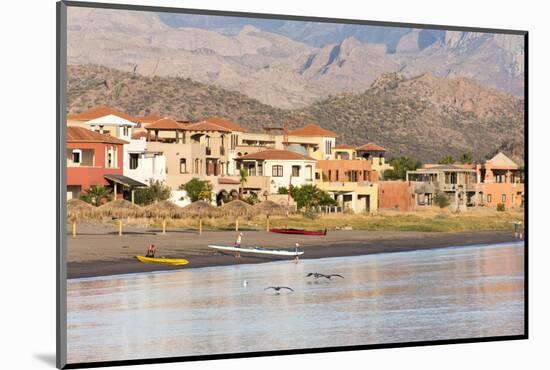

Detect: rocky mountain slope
67,65,524,163
67,7,525,108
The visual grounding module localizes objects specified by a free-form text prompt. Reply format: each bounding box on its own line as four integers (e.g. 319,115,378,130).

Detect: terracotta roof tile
136,114,164,124
288,123,337,138
356,142,386,151
131,131,148,140
186,121,232,133
145,118,188,130
67,106,138,122
67,126,128,145
203,117,247,132
237,149,315,161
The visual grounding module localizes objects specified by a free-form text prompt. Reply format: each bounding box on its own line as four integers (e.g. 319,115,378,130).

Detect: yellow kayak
135,256,189,266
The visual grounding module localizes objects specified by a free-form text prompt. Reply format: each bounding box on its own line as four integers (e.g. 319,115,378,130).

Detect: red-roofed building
202,117,247,132
286,123,338,160
67,106,139,127
66,126,130,200
288,123,338,138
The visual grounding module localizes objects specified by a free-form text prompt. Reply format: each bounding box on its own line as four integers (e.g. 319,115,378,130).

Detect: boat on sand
269,228,327,236
135,256,189,266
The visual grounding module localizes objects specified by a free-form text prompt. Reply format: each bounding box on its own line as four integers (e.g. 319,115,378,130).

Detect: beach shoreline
67,226,521,279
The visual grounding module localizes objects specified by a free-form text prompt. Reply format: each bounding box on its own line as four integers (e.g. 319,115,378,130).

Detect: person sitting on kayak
146,244,157,258
235,232,243,247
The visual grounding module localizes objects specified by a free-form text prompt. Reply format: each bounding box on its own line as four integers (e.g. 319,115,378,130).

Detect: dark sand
66,223,521,279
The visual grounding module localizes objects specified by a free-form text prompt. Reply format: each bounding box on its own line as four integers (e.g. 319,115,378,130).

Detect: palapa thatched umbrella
67,198,96,238
143,200,183,235
182,200,219,235
253,200,286,232
98,199,144,236
221,199,254,231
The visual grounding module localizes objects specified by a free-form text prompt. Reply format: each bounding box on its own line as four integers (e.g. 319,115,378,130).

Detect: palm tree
239,168,248,199
80,185,112,206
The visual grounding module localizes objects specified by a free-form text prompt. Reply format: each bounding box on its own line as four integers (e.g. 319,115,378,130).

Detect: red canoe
270,228,327,236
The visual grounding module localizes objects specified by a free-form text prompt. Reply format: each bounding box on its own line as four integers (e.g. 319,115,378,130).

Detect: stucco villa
66,126,147,201
406,152,524,210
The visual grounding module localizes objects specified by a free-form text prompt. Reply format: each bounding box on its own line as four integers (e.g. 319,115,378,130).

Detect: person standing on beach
235,232,243,247
514,221,523,239
294,243,300,263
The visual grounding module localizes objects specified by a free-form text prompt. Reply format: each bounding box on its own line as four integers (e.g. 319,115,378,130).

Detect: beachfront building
478,153,525,209
234,149,317,195
86,114,167,186
406,152,524,210
66,126,148,200
286,124,337,160
406,164,479,210
68,107,168,187
355,143,393,177
67,106,139,129
144,117,242,205
315,144,380,213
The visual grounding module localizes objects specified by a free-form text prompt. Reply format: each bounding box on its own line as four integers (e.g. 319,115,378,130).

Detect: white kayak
208,245,304,256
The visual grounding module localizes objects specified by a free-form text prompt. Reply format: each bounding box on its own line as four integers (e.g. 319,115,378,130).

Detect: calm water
67,243,524,364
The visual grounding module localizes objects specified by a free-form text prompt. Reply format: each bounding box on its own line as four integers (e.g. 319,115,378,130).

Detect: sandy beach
66,222,521,278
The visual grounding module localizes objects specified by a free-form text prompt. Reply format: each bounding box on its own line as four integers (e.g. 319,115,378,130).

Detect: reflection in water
67,243,524,364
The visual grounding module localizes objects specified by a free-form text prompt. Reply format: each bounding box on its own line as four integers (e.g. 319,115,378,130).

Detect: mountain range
67,7,524,109
67,65,524,164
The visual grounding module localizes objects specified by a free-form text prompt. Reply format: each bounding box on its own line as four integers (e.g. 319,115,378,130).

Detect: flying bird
264,286,294,292
306,272,344,280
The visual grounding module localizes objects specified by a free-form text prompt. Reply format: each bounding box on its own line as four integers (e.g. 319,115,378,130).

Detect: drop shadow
34,353,56,367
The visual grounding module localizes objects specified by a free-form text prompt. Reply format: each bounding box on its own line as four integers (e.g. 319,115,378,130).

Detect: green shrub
277,186,288,194
133,180,171,206
433,193,450,208
302,208,319,220
180,178,213,202
497,203,506,212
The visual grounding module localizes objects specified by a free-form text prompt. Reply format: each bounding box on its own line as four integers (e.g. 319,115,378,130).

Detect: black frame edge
57,1,68,369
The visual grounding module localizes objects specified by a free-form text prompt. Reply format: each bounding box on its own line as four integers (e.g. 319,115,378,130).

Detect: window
106,147,114,168
258,163,263,176
72,149,81,164
292,165,301,177
315,172,320,180
487,194,492,203
305,165,313,180
123,126,129,136
502,194,506,203
130,153,139,170
328,170,332,181
272,165,283,177
325,140,332,155
179,158,187,174
335,170,339,181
